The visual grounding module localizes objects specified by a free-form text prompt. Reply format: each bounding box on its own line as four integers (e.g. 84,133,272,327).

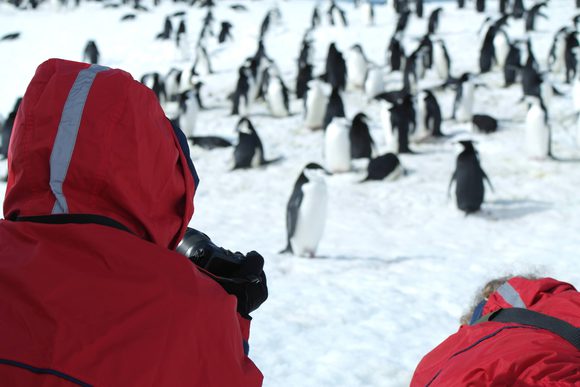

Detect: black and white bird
362,153,403,182
349,113,374,159
281,163,328,257
448,140,493,215
233,118,281,169
325,117,352,173
83,40,100,64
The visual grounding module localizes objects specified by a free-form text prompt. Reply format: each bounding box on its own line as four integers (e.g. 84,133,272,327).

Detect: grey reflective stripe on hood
50,64,109,214
497,282,527,309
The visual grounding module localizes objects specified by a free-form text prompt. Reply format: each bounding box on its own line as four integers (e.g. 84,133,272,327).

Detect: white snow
1,1,580,386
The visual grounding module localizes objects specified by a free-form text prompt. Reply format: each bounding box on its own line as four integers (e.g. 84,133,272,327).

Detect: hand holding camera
177,228,268,318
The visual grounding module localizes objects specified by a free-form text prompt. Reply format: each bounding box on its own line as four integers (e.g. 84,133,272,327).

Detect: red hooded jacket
0,59,263,386
411,277,580,386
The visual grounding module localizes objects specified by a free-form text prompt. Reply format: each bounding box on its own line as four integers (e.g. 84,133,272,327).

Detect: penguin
328,1,348,27
472,114,498,134
361,0,374,26
504,42,522,87
512,0,525,19
141,72,167,105
432,39,451,80
218,21,233,44
415,0,423,18
565,31,579,84
499,0,509,14
281,163,328,257
311,6,321,29
364,66,385,100
233,118,281,169
362,153,403,181
156,16,173,40
175,19,187,46
390,94,415,154
525,96,551,159
259,9,273,39
349,113,374,159
548,27,568,75
231,65,252,116
457,0,465,9
346,44,368,90
395,10,411,34
263,66,290,117
1,97,22,160
493,29,510,70
448,140,492,214
452,73,475,123
386,34,406,72
83,40,100,64
296,64,313,100
427,7,443,35
476,0,485,13
120,14,136,21
0,33,21,41
323,87,346,130
479,25,497,73
192,40,213,75
380,100,396,152
324,43,347,91
419,90,444,138
304,79,330,130
176,90,198,139
164,68,183,101
325,117,352,173
525,2,548,32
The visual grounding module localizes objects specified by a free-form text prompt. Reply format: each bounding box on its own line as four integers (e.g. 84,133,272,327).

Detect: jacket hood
4,58,198,249
482,277,576,315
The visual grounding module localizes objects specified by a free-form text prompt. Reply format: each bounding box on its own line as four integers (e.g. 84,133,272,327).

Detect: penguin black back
363,153,401,181
325,43,347,91
424,90,443,137
323,87,345,130
427,8,442,34
449,141,491,214
83,40,100,64
1,97,22,159
349,113,374,159
472,114,498,134
525,2,548,32
233,117,264,169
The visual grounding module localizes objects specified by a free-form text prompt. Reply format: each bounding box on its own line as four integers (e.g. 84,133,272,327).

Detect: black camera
176,227,249,280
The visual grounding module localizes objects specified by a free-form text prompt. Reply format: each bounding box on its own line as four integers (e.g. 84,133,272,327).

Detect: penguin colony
2,0,580,258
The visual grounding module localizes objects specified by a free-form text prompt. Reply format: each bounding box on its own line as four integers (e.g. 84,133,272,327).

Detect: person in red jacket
411,275,580,386
0,58,267,386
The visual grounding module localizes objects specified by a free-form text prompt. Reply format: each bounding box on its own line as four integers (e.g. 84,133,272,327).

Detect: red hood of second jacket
3,58,196,249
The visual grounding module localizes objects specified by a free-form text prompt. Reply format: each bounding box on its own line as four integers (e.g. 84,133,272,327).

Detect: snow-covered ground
1,0,579,386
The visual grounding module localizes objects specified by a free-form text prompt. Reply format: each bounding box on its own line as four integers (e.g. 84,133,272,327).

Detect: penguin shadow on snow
474,199,552,221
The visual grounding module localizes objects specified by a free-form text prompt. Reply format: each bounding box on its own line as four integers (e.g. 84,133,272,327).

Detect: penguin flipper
447,172,456,200
286,177,305,247
482,171,495,193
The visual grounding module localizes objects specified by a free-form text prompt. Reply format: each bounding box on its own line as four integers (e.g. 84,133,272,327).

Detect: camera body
176,227,246,278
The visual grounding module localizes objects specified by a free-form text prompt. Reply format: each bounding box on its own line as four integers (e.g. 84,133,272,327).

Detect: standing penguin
304,79,330,130
504,42,522,87
218,21,233,44
325,117,352,173
156,16,173,40
231,65,252,116
415,0,423,18
327,1,348,27
325,43,347,91
364,66,385,100
349,113,374,159
140,72,167,105
565,31,579,84
452,73,475,122
493,29,510,70
422,90,444,138
386,34,406,72
263,65,290,117
281,163,328,257
548,27,568,75
390,94,415,154
233,118,281,169
525,2,548,32
432,39,451,80
476,0,485,13
512,0,525,19
176,90,198,139
380,100,396,152
346,44,368,90
448,140,492,214
83,40,100,64
427,7,443,34
323,87,346,130
525,96,551,159
1,97,22,160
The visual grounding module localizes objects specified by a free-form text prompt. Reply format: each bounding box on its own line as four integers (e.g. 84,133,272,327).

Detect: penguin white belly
267,79,288,117
385,163,404,181
493,33,509,69
525,107,549,159
456,84,474,122
433,44,449,80
552,38,566,73
290,181,328,257
380,103,397,152
541,82,553,111
365,68,384,99
347,54,367,89
413,96,428,141
179,98,198,138
325,119,351,172
304,88,328,129
251,147,262,168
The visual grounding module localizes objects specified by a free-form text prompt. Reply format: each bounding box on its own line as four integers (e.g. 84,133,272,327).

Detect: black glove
177,228,268,318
